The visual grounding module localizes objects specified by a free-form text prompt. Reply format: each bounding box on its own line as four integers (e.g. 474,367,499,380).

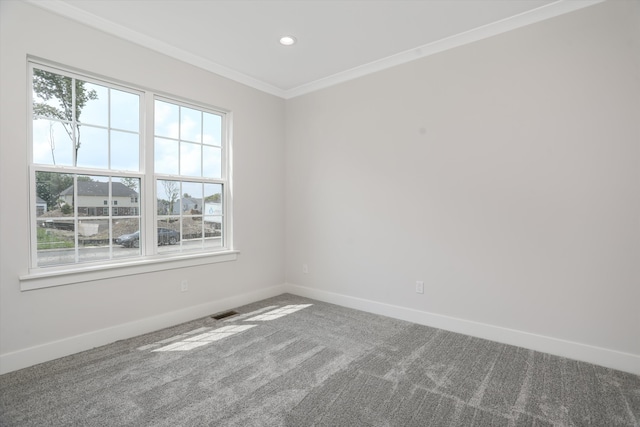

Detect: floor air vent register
211,310,239,320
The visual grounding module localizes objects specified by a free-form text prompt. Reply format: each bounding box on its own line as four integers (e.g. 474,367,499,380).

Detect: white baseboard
0,284,286,375
284,283,640,375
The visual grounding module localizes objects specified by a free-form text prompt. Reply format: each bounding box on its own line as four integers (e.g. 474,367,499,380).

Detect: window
154,99,224,253
29,62,230,274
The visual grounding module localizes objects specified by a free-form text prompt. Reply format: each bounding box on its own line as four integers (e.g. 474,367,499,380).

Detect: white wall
0,2,286,373
285,1,640,372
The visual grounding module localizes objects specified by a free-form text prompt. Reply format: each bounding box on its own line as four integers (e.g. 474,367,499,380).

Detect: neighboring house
172,197,201,214
35,196,47,216
171,197,221,217
160,198,221,228
60,181,139,216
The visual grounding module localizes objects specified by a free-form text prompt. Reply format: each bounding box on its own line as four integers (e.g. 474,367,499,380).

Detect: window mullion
143,93,156,254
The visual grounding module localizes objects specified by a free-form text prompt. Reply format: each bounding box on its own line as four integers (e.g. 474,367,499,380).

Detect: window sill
19,250,239,291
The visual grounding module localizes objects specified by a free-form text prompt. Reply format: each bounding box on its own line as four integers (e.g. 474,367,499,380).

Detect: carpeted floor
1,293,638,426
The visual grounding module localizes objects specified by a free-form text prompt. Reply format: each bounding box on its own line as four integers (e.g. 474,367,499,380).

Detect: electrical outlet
303,264,309,274
415,281,424,294
180,280,189,292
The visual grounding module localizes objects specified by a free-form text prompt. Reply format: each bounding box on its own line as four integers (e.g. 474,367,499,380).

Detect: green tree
32,69,98,165
205,193,221,203
36,172,74,211
61,203,73,215
120,177,140,191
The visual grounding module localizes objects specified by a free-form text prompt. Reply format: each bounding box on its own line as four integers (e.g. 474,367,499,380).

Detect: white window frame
21,60,236,291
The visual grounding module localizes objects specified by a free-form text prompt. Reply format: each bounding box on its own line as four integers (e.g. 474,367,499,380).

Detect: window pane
204,183,222,210
181,182,203,214
157,218,180,253
113,218,141,257
32,69,73,121
76,175,108,216
180,106,202,143
180,142,201,177
155,137,179,175
204,216,223,249
76,126,108,169
35,195,47,217
36,219,77,267
33,119,74,166
111,131,139,171
111,89,139,132
155,100,179,139
157,180,180,215
204,182,223,249
202,145,221,179
79,82,108,127
112,178,140,217
78,218,110,263
184,217,203,239
36,172,75,217
203,112,222,146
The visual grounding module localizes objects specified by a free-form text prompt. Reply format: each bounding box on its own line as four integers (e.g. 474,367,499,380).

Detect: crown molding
282,0,605,99
25,0,604,100
24,0,286,98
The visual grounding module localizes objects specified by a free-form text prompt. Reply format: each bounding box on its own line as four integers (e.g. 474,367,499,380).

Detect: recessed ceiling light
279,36,297,46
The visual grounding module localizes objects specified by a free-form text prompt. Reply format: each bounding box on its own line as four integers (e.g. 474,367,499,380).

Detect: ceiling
29,0,602,99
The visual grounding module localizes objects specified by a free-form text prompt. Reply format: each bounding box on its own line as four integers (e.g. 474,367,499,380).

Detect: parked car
116,228,180,248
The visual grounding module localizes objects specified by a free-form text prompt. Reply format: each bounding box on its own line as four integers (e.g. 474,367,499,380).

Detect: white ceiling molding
283,0,604,99
26,0,604,100
24,0,286,98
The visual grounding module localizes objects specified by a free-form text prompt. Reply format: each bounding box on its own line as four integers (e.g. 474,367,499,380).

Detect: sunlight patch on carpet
137,326,213,351
224,305,279,322
245,304,313,321
152,325,257,352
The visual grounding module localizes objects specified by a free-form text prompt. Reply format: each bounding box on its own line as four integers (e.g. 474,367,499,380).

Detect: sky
32,72,223,180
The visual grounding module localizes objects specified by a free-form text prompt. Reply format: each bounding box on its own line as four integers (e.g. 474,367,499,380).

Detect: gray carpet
1,293,638,426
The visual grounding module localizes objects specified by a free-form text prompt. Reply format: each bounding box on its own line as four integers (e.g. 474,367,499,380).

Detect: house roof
60,181,138,197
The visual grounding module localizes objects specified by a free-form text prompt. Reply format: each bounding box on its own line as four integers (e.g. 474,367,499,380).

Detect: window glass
31,66,142,268
111,89,139,132
203,112,222,146
111,131,139,171
155,137,179,175
76,126,108,169
80,82,108,127
154,100,179,139
180,142,201,177
180,106,202,143
32,119,74,166
203,145,222,179
154,99,226,253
